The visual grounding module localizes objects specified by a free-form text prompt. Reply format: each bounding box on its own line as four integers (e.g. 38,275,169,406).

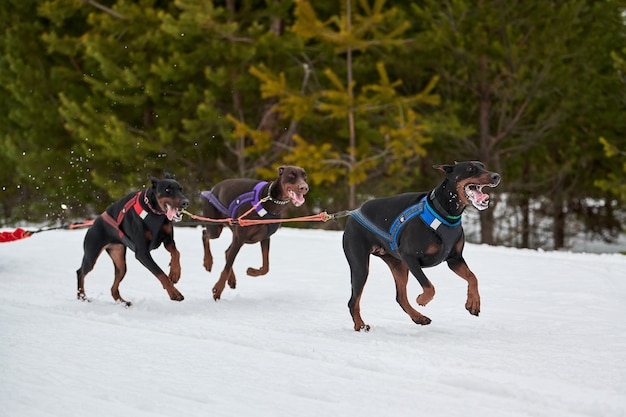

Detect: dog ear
148,175,159,188
433,164,454,174
164,171,175,180
278,166,285,176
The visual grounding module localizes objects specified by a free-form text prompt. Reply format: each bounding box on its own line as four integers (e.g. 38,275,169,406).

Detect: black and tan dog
343,161,501,331
76,173,189,305
201,166,309,300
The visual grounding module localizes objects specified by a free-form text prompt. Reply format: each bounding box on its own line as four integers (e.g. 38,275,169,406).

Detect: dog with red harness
200,166,309,300
76,173,189,305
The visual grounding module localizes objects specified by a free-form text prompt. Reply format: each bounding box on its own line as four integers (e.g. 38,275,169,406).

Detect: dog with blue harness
343,161,501,331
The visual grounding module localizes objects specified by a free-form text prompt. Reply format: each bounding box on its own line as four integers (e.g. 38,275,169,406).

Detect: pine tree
410,0,626,246
0,0,96,222
245,0,439,209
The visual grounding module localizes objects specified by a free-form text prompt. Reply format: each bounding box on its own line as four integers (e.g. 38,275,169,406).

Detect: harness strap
349,196,462,252
349,209,393,245
101,190,157,235
423,197,462,229
201,190,230,217
389,200,428,251
201,181,270,218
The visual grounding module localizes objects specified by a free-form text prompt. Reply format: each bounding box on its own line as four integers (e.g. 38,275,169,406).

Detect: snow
1,226,625,417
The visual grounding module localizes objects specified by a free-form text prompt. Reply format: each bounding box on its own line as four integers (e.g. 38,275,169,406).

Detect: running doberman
201,166,309,300
76,173,189,306
343,161,501,331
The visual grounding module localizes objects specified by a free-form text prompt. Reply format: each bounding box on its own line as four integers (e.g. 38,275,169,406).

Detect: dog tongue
468,188,490,211
165,204,179,221
288,190,306,207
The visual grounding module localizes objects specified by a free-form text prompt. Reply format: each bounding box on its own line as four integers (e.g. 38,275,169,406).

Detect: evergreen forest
1,0,625,249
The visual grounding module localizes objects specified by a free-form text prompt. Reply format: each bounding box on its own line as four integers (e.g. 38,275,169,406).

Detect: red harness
101,190,164,240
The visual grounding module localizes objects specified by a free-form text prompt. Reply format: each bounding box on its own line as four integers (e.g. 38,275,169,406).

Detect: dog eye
165,187,171,194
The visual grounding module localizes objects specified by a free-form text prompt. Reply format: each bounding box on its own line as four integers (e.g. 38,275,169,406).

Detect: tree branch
83,0,127,20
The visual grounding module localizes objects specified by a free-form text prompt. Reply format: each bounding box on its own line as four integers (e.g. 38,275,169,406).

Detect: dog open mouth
465,183,497,211
165,203,183,222
287,190,306,207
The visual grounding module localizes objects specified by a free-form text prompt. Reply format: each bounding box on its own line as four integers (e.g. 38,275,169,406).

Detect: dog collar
266,181,290,205
428,190,462,225
422,198,461,229
133,190,164,219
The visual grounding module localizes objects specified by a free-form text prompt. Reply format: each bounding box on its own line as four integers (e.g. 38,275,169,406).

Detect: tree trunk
346,0,356,209
553,196,566,250
520,194,530,248
477,53,495,244
520,160,530,248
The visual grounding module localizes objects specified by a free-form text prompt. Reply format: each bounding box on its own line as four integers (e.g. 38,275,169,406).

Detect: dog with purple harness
200,166,309,300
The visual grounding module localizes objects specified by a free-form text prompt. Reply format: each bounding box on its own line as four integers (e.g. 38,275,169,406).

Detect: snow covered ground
1,226,625,417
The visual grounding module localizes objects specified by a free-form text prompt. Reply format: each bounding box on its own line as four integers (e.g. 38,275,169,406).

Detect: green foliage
0,0,624,246
409,0,626,246
255,0,439,205
595,45,626,202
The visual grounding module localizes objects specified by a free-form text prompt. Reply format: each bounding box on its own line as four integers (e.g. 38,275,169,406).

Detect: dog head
434,161,501,211
148,173,189,221
276,166,309,207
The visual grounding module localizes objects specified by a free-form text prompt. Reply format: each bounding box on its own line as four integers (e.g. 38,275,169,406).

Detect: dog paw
246,267,267,277
466,305,480,316
115,299,132,308
412,315,432,326
354,324,371,332
169,289,184,302
203,260,213,272
77,293,91,303
465,296,480,316
212,287,222,301
416,288,435,306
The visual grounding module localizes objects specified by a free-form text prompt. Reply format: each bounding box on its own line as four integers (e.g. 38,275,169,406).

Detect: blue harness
349,196,462,253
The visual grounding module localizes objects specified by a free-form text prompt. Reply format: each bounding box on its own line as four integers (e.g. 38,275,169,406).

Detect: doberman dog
343,161,501,331
201,166,309,300
76,173,189,306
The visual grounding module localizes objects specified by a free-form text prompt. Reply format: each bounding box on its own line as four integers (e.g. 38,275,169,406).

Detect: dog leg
213,237,244,300
213,268,234,300
381,255,432,326
76,260,94,302
165,242,181,284
106,244,132,306
227,268,237,289
202,228,214,272
76,225,107,302
76,269,90,301
350,294,370,332
402,255,436,307
134,250,184,301
153,272,185,301
247,238,270,277
343,233,371,331
447,257,480,316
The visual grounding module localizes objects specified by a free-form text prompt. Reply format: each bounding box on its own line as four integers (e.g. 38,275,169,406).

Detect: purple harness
201,181,269,219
